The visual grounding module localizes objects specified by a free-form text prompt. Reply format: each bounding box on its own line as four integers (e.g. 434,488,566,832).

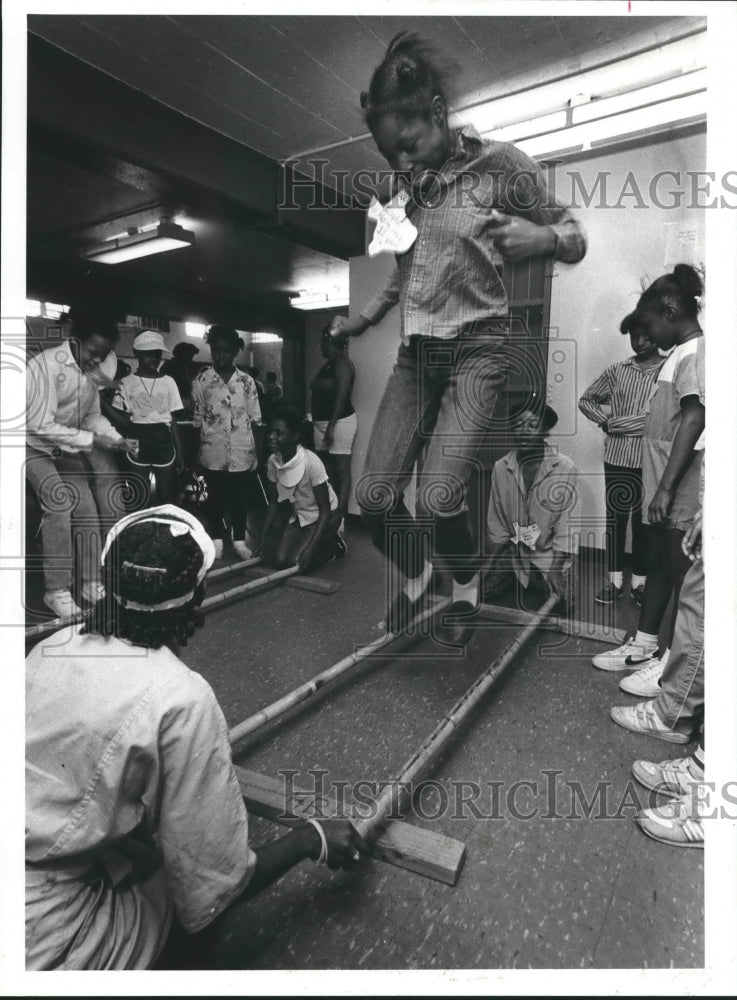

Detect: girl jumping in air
330,32,586,643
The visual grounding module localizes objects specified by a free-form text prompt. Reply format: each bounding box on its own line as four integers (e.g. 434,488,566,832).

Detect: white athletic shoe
43,589,83,618
592,638,658,671
213,539,224,560
632,756,704,796
81,581,106,604
619,655,666,696
610,700,690,743
233,540,253,560
636,792,704,848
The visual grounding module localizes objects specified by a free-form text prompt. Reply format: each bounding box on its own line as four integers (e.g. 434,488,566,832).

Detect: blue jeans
654,553,704,733
355,333,511,581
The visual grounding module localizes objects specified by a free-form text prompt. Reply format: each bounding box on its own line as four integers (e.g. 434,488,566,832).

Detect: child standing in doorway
191,325,265,561
579,311,663,606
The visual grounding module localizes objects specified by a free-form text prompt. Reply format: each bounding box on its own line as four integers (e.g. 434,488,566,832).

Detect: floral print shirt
191,366,262,472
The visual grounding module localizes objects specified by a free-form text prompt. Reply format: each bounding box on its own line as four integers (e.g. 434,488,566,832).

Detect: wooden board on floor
478,602,626,646
233,764,466,886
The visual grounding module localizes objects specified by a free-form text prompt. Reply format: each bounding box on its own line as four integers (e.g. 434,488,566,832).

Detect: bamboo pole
200,565,300,612
354,593,560,839
26,562,293,641
228,597,452,746
206,556,261,581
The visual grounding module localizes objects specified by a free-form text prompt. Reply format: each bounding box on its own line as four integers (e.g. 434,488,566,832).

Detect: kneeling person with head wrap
25,505,364,970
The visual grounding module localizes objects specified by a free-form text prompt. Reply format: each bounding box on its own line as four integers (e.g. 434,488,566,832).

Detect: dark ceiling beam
27,34,365,260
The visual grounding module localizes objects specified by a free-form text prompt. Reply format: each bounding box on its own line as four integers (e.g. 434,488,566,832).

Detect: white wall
547,131,706,545
346,129,706,542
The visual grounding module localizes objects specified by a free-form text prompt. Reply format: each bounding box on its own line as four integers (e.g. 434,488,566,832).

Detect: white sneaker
592,637,657,671
213,539,224,560
81,581,106,603
632,756,704,795
636,792,704,848
610,700,690,743
43,589,83,619
619,655,665,696
233,540,253,560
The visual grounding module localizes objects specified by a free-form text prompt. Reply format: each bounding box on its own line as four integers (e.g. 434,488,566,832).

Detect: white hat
133,330,169,354
272,445,306,488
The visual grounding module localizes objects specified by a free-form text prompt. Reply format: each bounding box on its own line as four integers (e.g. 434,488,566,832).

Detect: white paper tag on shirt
511,521,541,551
367,191,418,257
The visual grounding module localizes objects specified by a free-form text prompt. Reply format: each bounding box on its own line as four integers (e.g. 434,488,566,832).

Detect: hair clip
693,293,702,303
122,560,167,576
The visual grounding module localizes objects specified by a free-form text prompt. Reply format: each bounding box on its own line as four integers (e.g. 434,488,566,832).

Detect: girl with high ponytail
330,32,586,643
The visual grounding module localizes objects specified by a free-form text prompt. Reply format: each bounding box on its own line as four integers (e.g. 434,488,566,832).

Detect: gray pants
26,447,119,591
355,334,510,580
653,553,704,734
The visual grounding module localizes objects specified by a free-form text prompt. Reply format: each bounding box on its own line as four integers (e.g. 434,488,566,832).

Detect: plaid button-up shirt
361,126,586,343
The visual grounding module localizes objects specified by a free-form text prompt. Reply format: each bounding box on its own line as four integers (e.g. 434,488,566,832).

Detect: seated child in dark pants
256,405,342,573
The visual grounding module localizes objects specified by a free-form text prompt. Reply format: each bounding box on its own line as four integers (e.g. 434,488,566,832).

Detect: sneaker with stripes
636,792,704,848
610,700,690,743
632,756,704,795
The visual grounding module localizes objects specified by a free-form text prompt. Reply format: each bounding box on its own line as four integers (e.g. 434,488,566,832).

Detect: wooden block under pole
478,601,626,646
232,764,466,887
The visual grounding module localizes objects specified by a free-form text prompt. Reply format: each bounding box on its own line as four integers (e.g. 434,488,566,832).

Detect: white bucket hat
132,330,169,354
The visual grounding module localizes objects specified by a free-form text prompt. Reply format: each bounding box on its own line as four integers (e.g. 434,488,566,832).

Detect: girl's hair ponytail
361,32,456,128
672,263,704,311
637,263,704,319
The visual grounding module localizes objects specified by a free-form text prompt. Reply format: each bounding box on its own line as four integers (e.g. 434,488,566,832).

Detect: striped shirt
360,125,586,343
578,356,664,468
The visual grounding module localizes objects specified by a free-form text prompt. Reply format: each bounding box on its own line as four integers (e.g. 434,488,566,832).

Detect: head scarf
100,504,215,612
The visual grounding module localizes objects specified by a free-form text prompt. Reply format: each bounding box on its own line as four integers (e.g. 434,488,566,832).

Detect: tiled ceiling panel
29,13,705,164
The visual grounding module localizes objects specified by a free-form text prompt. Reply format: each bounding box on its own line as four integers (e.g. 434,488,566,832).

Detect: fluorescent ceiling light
456,32,705,134
516,91,706,159
290,289,349,311
484,110,567,144
251,333,283,344
185,322,207,339
572,68,706,124
82,220,195,265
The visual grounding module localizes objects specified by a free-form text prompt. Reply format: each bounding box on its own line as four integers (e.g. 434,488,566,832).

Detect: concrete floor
176,520,704,971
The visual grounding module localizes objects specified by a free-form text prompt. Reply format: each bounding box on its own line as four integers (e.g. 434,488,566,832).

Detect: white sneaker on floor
592,638,657,671
610,700,690,743
232,540,253,560
636,792,704,848
44,589,83,618
81,581,106,603
213,539,224,560
632,756,704,795
619,655,665,696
